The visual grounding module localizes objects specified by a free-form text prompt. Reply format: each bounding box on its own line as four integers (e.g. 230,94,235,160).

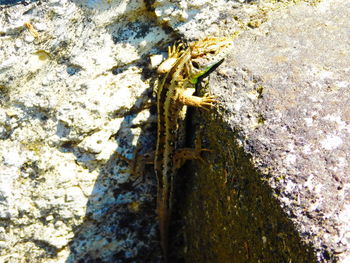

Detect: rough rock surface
182,0,350,262
0,0,164,262
0,0,347,262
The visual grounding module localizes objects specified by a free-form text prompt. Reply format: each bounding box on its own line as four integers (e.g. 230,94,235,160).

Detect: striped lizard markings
155,37,233,261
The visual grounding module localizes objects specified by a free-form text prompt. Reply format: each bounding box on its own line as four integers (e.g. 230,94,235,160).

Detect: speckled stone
183,0,350,262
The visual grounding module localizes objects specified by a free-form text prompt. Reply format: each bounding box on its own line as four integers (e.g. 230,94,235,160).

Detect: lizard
155,37,233,261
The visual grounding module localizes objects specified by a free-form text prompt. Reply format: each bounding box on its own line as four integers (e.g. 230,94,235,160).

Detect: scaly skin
155,37,232,261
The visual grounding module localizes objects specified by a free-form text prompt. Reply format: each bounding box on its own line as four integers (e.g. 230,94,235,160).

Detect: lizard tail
157,194,170,262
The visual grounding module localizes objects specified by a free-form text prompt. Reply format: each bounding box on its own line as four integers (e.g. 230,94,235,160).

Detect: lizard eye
192,61,199,69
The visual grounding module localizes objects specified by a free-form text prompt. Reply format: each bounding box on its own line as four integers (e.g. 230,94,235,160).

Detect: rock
182,0,350,262
0,0,163,262
1,0,347,262
152,0,241,38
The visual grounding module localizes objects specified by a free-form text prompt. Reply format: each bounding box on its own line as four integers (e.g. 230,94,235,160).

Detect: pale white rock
14,38,22,48
0,57,17,71
284,153,296,166
95,140,120,161
320,134,343,150
3,148,25,167
0,168,16,219
78,130,115,154
33,22,47,31
65,186,86,204
32,224,73,249
24,34,35,43
153,0,239,37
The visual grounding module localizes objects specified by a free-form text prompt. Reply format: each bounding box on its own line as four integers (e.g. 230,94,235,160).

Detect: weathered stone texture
0,0,162,262
183,0,350,262
1,0,348,262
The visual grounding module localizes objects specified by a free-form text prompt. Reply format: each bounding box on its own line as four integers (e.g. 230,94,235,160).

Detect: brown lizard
155,37,233,261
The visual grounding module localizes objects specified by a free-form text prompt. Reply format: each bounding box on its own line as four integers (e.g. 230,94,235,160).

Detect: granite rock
1,0,346,262
182,0,350,262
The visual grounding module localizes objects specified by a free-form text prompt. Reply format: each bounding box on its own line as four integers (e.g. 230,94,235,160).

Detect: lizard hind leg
173,147,210,169
173,124,213,169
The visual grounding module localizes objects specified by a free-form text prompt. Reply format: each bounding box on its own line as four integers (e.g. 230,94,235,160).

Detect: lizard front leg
177,89,217,110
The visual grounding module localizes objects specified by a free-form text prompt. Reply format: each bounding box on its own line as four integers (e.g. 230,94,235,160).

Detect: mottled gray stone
0,0,163,262
1,0,345,262
182,0,350,262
